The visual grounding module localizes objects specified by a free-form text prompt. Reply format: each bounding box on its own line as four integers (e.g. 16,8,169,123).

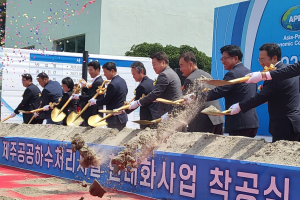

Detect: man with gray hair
127,61,159,129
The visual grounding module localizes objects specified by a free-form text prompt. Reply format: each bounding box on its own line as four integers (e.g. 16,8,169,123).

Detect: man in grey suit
179,52,224,134
128,51,182,118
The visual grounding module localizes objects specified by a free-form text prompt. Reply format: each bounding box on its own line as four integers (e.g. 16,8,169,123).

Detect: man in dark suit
128,52,182,119
89,62,128,130
35,72,63,124
11,73,43,124
204,45,259,137
72,61,104,126
179,52,224,134
127,61,159,129
230,43,300,142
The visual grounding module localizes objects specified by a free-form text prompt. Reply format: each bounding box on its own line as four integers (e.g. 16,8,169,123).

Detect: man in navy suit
11,73,43,124
203,45,259,137
35,72,63,124
89,62,128,130
127,61,159,129
72,61,104,126
230,43,300,142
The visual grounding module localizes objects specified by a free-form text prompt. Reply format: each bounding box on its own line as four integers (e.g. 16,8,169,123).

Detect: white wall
100,0,246,57
5,0,246,57
5,0,101,53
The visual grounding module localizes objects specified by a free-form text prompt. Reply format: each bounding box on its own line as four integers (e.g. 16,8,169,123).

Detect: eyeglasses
220,56,233,62
257,58,266,62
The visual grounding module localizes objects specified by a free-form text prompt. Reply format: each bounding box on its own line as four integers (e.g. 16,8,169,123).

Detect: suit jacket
96,75,128,125
270,61,300,81
139,66,182,116
126,76,159,126
240,62,300,136
56,90,78,125
38,80,63,120
80,76,104,120
183,69,224,131
206,63,259,133
14,83,41,123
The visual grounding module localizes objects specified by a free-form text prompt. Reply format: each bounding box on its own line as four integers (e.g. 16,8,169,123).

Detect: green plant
125,42,211,73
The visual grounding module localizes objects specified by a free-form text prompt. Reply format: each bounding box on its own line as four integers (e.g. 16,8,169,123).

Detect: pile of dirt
2,122,300,168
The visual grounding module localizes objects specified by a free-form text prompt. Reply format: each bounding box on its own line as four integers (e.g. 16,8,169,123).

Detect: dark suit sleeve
38,89,51,119
56,93,69,109
239,81,275,113
14,88,32,114
96,83,116,106
139,73,168,106
135,85,146,100
270,61,300,81
205,72,236,101
80,80,103,102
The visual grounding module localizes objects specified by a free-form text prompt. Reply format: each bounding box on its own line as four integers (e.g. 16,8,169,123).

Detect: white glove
183,93,196,104
43,105,50,111
33,112,39,118
80,80,87,87
161,113,169,122
229,103,241,115
72,94,80,100
245,72,263,84
114,110,125,116
88,98,97,106
10,112,17,118
129,100,140,110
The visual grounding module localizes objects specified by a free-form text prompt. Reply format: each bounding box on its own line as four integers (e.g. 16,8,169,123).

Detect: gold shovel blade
51,107,66,122
91,120,108,127
132,120,154,125
201,109,232,116
66,111,84,126
88,114,108,127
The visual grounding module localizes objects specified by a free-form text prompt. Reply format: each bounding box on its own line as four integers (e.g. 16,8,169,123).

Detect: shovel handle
60,98,72,111
1,115,11,122
28,115,35,124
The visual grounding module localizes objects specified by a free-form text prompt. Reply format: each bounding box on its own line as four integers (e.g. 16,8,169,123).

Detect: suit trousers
228,128,258,138
108,123,126,131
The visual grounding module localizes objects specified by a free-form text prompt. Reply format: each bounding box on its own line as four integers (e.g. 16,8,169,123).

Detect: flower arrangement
153,78,157,86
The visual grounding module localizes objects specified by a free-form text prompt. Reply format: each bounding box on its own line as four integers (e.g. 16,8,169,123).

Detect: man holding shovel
128,52,182,122
229,43,300,142
35,72,63,124
179,52,224,134
88,62,128,130
72,61,104,126
126,61,159,129
203,45,259,137
11,73,43,124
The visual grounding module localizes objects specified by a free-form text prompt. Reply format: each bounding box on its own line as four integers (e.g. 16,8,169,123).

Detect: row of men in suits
11,52,225,135
14,45,299,143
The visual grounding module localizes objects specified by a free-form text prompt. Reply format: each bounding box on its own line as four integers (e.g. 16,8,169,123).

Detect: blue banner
1,137,300,199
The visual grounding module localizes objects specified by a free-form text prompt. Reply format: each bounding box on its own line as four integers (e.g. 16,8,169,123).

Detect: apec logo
281,5,300,31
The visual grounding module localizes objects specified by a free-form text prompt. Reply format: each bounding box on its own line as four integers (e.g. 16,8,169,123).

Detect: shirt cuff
265,72,272,80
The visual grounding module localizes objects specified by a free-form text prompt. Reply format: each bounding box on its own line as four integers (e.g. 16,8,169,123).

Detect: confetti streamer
80,0,95,14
